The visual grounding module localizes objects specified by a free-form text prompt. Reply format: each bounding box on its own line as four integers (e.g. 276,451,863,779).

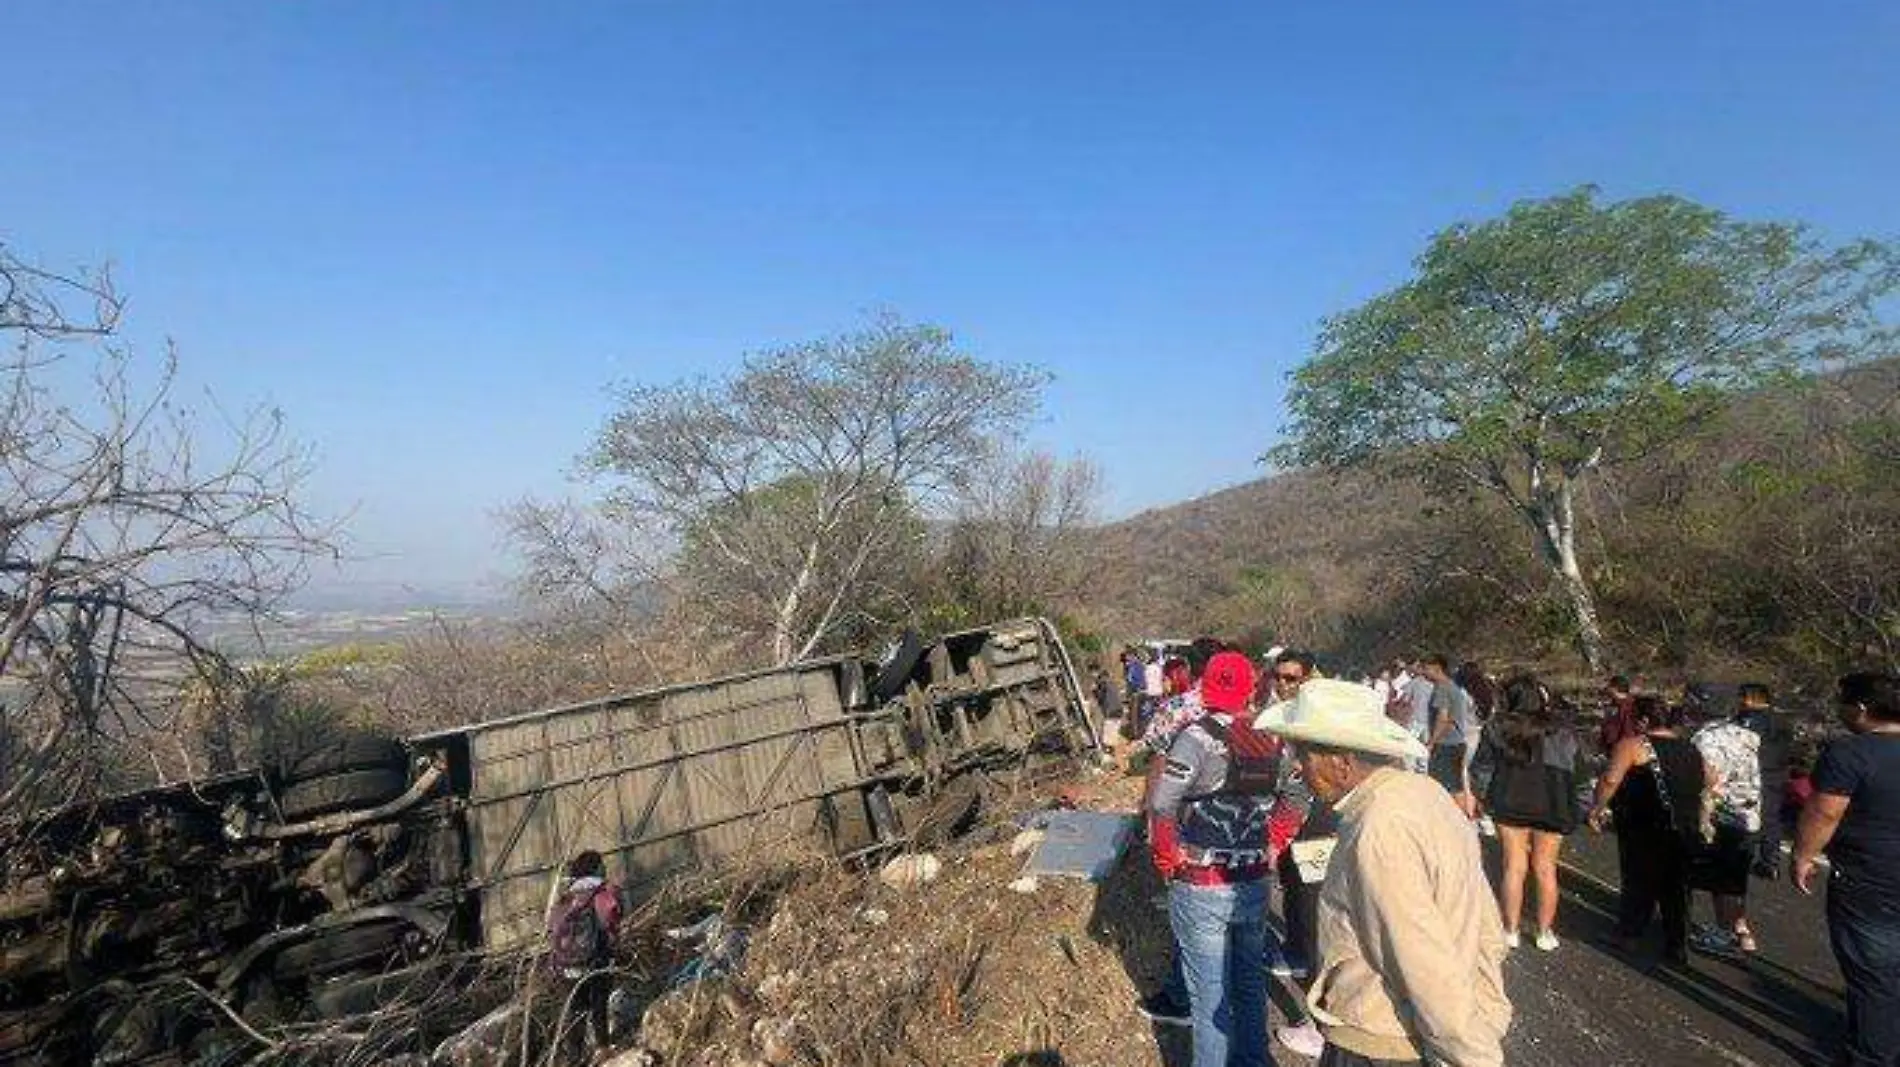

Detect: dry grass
624,772,1179,1067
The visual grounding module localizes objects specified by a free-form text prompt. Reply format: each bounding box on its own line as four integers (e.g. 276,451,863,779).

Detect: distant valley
203,582,516,660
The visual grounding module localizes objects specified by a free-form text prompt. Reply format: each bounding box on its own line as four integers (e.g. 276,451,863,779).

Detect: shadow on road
1553,854,1842,1066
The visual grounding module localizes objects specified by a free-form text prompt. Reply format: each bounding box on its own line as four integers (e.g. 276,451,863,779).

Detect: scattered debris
879,852,944,889
1021,811,1138,882
756,969,801,1005
665,914,750,990
1010,828,1047,856
665,913,727,942
638,990,712,1059
751,1015,800,1064
620,770,1181,1067
1056,934,1081,967
431,1002,524,1067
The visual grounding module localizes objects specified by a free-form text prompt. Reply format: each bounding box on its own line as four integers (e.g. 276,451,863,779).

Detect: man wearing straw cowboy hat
1257,679,1512,1067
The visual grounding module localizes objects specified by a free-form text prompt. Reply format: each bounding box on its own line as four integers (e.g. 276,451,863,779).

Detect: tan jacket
1307,767,1512,1066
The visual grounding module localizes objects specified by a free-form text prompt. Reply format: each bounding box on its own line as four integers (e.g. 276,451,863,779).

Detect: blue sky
5,1,1896,598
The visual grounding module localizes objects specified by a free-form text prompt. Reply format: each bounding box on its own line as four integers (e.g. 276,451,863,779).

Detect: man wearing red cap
1147,650,1277,1067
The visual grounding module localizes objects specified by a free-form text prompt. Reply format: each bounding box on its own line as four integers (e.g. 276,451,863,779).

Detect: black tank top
1613,734,1703,836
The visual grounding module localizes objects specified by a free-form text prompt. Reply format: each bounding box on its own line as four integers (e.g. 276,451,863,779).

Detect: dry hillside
1066,361,1900,688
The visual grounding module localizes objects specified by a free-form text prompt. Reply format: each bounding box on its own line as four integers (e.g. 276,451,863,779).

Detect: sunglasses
1274,672,1306,683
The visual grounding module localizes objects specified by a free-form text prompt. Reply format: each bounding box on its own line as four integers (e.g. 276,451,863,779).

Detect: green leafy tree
1272,187,1897,669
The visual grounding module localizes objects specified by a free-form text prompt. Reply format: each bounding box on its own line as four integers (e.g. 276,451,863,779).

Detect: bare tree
1,242,122,340
558,317,1045,665
497,496,666,628
934,451,1099,625
0,248,335,813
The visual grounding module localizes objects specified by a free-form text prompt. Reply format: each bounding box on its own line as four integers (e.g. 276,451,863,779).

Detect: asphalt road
1482,830,1844,1067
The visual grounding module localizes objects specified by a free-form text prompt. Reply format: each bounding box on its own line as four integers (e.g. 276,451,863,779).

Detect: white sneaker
1534,929,1560,952
1503,930,1520,949
1276,1021,1326,1058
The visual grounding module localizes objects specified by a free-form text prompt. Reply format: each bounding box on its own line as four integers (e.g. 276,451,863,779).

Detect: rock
878,853,942,890
639,994,695,1059
1007,875,1039,894
757,970,801,1005
598,1049,661,1067
688,1046,739,1067
751,1016,799,1065
858,906,890,926
1009,828,1045,856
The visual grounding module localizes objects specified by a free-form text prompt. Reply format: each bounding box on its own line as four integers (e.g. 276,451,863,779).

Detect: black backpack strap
1179,716,1230,802
1192,715,1230,744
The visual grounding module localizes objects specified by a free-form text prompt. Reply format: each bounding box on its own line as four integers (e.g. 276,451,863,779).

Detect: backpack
547,884,610,972
1185,715,1281,798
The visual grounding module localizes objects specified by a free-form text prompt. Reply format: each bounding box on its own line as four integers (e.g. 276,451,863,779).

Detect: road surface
1485,829,1844,1067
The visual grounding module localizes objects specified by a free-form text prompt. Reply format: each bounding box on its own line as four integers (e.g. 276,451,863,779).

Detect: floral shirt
1693,720,1762,832
1140,690,1205,753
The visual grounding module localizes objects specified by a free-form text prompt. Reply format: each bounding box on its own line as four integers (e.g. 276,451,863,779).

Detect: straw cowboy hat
1255,678,1428,762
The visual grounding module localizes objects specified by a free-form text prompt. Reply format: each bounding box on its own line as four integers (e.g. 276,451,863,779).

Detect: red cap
1199,651,1256,713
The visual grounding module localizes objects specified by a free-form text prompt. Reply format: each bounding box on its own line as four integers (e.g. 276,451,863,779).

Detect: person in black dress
1586,694,1714,965
1472,673,1579,951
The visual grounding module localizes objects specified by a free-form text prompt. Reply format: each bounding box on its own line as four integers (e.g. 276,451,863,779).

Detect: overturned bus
0,618,1099,1065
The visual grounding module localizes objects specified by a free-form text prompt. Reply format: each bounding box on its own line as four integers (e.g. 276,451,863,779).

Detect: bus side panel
462,663,862,952
667,669,838,882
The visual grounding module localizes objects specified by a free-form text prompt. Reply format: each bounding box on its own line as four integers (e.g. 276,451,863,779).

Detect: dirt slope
633,772,1206,1067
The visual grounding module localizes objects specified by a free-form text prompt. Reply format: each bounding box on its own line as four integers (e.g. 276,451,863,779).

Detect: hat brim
1255,704,1428,762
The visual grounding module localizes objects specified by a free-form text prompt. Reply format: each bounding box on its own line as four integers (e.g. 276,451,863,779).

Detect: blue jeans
1827,874,1900,1067
1169,880,1272,1067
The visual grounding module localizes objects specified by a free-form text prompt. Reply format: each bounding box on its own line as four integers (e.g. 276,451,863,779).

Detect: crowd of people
535,642,1896,1067
1096,641,1900,1067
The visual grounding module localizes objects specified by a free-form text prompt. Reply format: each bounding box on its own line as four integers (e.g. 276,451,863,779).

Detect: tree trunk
791,500,892,664
1556,548,1606,674
771,538,822,666
1525,481,1606,673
